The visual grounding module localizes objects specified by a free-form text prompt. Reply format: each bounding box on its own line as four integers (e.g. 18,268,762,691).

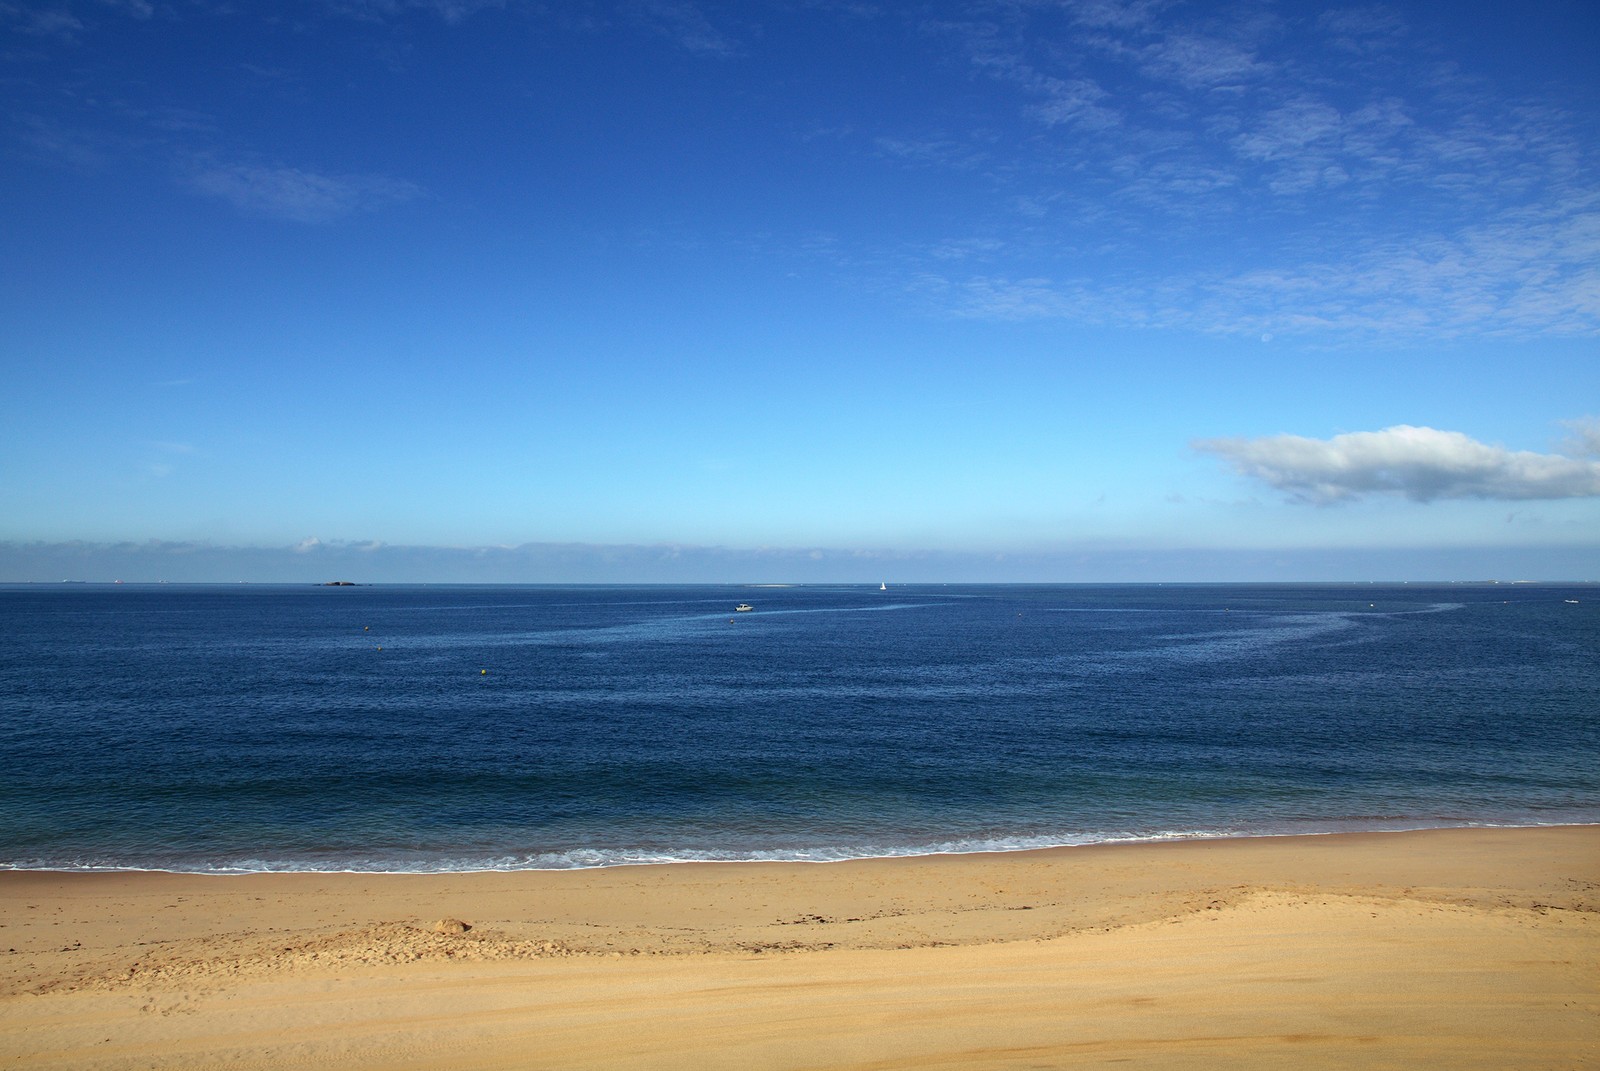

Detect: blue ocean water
1,583,1596,872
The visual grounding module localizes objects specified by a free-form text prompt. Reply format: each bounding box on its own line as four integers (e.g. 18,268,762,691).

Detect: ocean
1,583,1596,872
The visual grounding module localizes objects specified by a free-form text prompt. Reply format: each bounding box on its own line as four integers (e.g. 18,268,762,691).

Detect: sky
3,0,1598,583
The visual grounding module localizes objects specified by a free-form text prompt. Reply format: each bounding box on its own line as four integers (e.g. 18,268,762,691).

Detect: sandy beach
1,825,1595,1069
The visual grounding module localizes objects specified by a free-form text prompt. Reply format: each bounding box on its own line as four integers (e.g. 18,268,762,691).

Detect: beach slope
1,826,1595,1069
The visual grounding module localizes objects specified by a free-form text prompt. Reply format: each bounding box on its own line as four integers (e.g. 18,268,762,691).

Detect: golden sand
2,826,1595,1069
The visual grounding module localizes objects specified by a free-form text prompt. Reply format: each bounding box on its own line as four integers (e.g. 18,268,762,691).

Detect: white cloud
11,114,123,170
189,162,422,222
1136,32,1271,90
923,274,1100,322
1230,98,1345,164
1316,6,1407,53
875,135,988,170
632,0,739,57
1194,425,1600,504
1,0,157,38
1561,417,1600,459
324,0,512,23
135,440,195,481
918,187,1600,339
908,0,1600,341
2,4,84,37
1067,0,1161,33
1030,77,1119,132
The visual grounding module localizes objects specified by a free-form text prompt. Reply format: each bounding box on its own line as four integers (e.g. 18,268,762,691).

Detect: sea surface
2,583,1596,872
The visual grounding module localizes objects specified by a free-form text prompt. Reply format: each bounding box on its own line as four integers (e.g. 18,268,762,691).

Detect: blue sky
3,0,1597,582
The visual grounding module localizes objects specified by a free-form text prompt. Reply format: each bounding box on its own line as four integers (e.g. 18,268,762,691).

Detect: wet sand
1,826,1595,1069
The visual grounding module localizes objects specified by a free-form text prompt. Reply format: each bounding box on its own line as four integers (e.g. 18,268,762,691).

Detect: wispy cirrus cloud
188,161,423,223
1126,29,1275,90
921,187,1600,339
1,3,84,37
9,13,426,226
330,0,744,55
10,114,127,170
11,117,423,223
310,0,519,23
1562,418,1600,459
630,0,740,56
1,0,155,38
904,1,1600,340
1316,6,1407,53
875,134,989,171
1194,424,1600,504
141,441,195,480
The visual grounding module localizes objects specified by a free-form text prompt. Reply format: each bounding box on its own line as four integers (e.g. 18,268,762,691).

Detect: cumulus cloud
1194,424,1600,504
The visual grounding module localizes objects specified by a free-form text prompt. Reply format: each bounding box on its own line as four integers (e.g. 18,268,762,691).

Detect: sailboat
880,581,887,591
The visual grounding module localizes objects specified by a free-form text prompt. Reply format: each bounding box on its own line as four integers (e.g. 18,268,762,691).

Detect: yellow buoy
480,669,487,675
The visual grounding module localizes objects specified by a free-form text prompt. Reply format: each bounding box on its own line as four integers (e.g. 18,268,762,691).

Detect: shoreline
8,817,1599,876
3,825,1595,1069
